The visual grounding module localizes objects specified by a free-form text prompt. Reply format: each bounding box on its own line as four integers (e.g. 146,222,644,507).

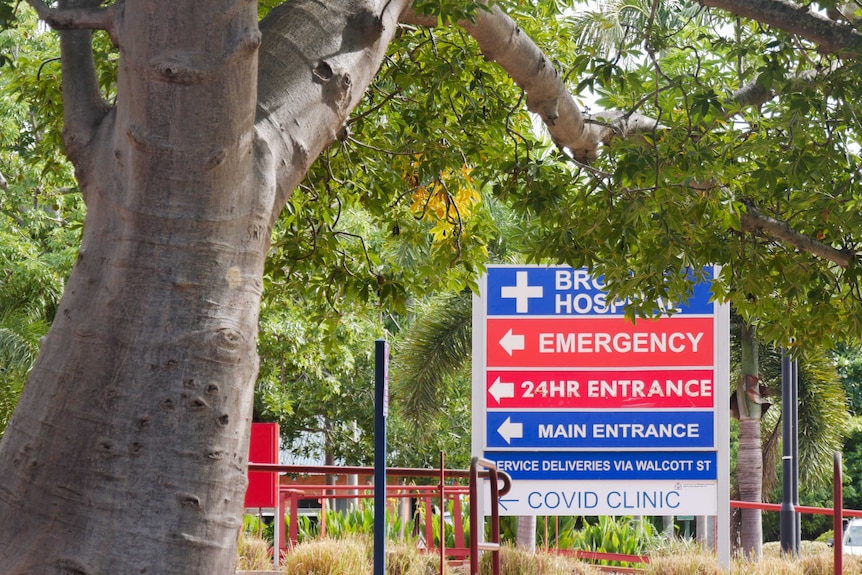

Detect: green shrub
327,505,411,541
424,497,470,549
535,515,579,548
569,516,658,566
243,512,275,546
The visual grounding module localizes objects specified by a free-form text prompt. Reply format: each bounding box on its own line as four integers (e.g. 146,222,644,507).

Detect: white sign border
472,265,730,567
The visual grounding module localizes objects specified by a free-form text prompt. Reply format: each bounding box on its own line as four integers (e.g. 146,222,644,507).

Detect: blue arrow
499,498,518,511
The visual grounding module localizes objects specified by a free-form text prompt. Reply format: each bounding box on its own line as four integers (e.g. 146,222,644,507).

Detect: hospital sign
472,265,728,515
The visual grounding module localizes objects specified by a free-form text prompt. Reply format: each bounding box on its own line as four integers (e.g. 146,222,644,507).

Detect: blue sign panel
486,410,714,450
484,450,717,481
486,266,714,317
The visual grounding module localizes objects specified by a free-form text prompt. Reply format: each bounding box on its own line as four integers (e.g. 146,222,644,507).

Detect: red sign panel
244,422,279,508
486,316,714,369
486,368,715,410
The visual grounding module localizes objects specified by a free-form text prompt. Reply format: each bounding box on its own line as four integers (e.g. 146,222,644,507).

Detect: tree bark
516,515,537,552
0,0,408,573
737,324,763,559
699,0,862,57
0,2,263,573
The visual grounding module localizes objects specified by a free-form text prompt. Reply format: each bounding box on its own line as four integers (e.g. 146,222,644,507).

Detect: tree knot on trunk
180,493,202,509
203,326,248,364
151,56,207,85
226,29,263,62
526,95,560,125
312,61,353,113
343,9,384,49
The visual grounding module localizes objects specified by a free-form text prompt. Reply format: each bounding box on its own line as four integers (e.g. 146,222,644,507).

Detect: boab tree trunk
0,0,406,573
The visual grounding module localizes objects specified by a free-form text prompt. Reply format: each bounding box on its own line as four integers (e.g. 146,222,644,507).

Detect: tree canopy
260,0,862,351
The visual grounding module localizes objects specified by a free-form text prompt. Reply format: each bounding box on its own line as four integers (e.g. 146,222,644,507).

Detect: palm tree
729,316,849,557
0,229,65,436
731,320,765,557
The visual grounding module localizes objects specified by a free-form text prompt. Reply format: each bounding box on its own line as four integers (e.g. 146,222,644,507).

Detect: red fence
249,462,862,574
248,461,647,573
248,459,513,574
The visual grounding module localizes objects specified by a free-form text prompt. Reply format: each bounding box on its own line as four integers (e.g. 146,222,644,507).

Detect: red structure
244,423,279,508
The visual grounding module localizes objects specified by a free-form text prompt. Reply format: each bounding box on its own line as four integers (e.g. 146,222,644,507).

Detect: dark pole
791,357,800,555
834,452,843,575
780,352,796,555
374,340,389,575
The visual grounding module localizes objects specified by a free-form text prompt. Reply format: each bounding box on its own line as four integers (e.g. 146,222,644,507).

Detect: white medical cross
500,271,543,313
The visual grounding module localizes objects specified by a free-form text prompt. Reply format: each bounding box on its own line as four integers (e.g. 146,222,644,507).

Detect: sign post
374,339,389,575
472,265,729,564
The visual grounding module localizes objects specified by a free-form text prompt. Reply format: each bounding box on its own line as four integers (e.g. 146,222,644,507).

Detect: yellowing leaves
408,160,481,244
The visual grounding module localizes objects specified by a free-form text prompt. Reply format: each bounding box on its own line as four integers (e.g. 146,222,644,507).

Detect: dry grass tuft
762,540,833,558
271,537,862,575
278,537,454,575
480,544,602,575
646,543,862,575
730,555,806,575
795,550,862,575
280,537,370,574
237,531,273,571
645,552,723,575
386,541,447,575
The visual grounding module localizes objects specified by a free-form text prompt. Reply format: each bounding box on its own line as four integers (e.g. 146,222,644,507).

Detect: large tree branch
400,5,663,162
450,5,597,160
51,0,112,180
699,0,862,58
255,0,413,221
740,205,856,267
729,69,824,109
27,0,120,45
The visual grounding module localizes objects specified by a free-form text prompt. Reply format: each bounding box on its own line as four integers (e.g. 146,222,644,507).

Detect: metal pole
439,451,446,575
834,452,843,575
779,352,796,555
791,357,800,555
374,340,389,575
274,496,282,568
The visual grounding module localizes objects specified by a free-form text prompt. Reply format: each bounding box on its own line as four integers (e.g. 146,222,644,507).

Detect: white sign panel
472,265,730,517
484,480,718,516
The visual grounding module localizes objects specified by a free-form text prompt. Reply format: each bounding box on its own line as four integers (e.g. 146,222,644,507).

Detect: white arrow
497,417,523,444
498,329,525,356
488,377,515,403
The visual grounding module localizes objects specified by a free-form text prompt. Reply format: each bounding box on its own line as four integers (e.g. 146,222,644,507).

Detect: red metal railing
469,456,509,575
248,461,511,571
276,483,471,553
251,461,862,575
730,500,862,518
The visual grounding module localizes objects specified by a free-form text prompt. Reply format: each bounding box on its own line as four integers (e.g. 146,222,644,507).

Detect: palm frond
761,347,849,492
566,0,707,58
390,291,473,425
